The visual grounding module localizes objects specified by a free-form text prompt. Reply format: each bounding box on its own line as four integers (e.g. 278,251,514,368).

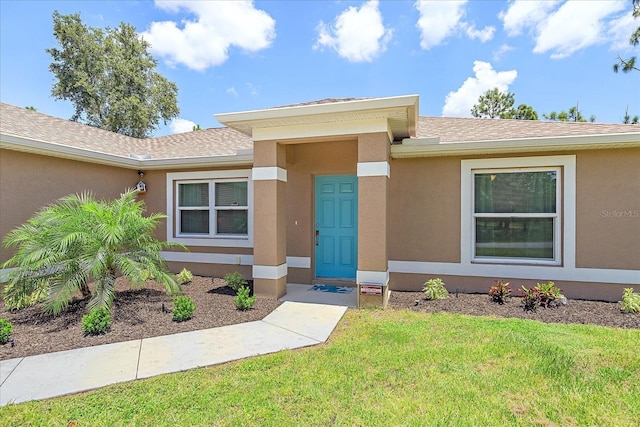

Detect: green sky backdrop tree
471,88,538,120
47,11,179,138
613,0,640,73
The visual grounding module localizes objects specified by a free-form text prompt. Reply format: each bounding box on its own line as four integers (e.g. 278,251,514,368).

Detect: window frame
471,166,561,265
461,156,576,268
167,170,253,248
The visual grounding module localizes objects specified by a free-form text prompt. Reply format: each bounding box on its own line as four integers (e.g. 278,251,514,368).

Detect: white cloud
463,23,495,43
607,7,639,50
141,1,276,71
226,87,238,97
493,44,514,61
170,118,197,134
314,0,393,63
499,0,560,37
442,61,518,117
415,1,494,49
415,0,466,49
534,1,627,58
500,0,629,58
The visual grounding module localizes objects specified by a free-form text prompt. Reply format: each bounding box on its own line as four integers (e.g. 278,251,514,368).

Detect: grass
1,310,639,426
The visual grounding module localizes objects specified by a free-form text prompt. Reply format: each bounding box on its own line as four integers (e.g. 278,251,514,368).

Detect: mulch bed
2,278,638,360
0,276,281,360
387,290,640,330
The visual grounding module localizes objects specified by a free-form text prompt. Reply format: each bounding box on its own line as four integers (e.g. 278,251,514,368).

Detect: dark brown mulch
0,276,281,360
3,279,639,360
387,291,640,330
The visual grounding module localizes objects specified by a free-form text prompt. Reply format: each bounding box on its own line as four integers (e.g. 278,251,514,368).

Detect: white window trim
461,156,576,269
167,170,253,248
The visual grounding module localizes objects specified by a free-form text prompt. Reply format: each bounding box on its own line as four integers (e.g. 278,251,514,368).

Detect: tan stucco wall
357,133,390,274
388,156,461,263
285,139,358,283
0,149,137,263
575,148,640,270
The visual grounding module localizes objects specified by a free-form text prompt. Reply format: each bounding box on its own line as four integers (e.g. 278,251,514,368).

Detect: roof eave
1,133,254,170
215,94,419,140
391,132,640,158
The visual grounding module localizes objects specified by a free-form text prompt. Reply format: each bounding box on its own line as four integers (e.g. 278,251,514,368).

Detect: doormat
310,285,354,294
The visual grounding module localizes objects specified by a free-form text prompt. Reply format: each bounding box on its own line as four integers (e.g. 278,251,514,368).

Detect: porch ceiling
215,95,419,141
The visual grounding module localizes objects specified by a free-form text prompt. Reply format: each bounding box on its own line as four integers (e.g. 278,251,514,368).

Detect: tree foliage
623,106,639,124
512,104,539,120
47,11,179,138
471,88,538,120
543,103,595,123
2,192,184,315
613,0,640,73
471,88,515,119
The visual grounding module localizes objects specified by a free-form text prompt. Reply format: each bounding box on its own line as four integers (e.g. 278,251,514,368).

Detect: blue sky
1,0,638,136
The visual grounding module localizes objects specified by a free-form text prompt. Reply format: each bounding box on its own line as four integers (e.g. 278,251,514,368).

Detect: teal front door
315,175,358,279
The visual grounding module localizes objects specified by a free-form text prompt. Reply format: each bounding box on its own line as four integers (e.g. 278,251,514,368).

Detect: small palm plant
2,191,185,315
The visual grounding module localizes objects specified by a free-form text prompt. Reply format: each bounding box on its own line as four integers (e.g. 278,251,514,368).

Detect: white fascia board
1,133,254,170
392,132,640,158
216,95,419,124
1,133,141,168
141,154,253,170
251,118,392,142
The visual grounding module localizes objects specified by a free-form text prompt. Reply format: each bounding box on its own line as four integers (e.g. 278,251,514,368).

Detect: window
177,180,248,237
472,168,560,263
461,156,575,266
167,170,252,248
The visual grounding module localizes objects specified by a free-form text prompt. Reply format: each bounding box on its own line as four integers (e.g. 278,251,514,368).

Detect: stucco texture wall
388,156,461,263
0,149,137,263
575,147,640,270
285,139,357,283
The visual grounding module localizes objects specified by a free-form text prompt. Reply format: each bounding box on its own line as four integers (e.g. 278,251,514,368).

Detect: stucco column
357,133,390,295
252,140,287,299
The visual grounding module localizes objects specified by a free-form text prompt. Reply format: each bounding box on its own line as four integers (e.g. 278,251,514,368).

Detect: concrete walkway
0,300,347,406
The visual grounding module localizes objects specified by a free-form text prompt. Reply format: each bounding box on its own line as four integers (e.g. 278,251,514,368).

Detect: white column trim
287,256,311,269
388,260,640,285
357,269,390,285
161,251,253,266
252,167,287,182
357,161,390,178
253,263,288,280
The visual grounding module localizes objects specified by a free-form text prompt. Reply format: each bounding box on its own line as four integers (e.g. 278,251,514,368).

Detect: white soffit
215,95,419,141
391,132,640,158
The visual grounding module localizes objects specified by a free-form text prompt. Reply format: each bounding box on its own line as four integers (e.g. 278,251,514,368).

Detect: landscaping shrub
0,317,13,345
3,285,47,311
82,307,112,336
175,268,193,285
521,281,565,311
422,278,448,300
234,285,256,311
488,281,512,304
224,272,245,292
172,296,196,322
621,288,640,314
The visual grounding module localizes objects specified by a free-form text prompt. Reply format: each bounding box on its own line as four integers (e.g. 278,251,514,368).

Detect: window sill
169,236,252,248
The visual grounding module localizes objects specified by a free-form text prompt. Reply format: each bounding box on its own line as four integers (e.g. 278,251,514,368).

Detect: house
1,95,638,304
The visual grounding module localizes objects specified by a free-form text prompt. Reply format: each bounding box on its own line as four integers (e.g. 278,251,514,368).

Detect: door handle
315,230,320,246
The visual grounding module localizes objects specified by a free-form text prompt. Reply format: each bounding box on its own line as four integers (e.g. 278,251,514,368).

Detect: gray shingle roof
416,116,638,142
0,102,252,160
1,102,637,163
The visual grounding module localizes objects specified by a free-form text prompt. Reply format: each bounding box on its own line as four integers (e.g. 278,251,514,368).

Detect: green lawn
2,310,639,426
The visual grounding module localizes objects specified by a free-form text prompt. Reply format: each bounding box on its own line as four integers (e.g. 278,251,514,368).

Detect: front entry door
315,175,358,279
